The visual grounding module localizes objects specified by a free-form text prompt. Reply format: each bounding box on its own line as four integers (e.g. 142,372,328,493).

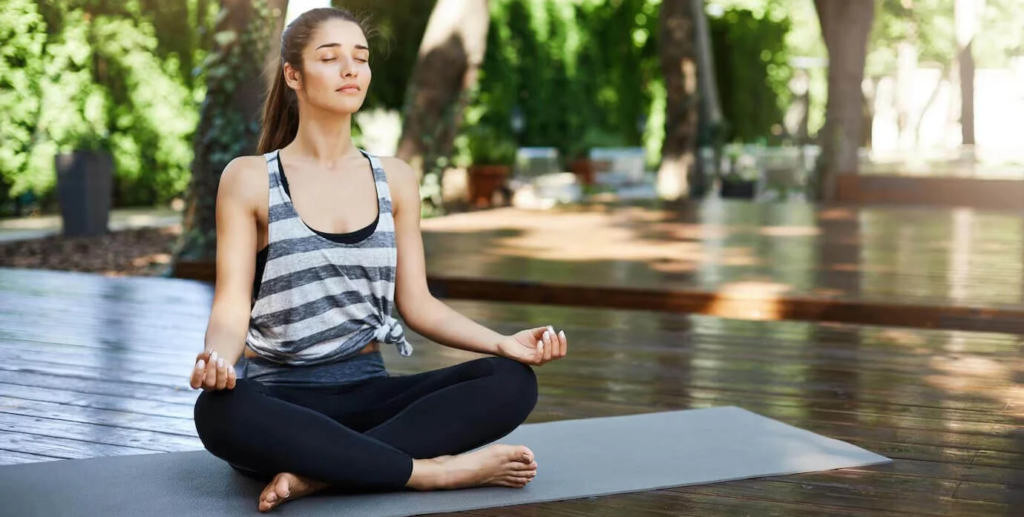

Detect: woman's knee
487,356,538,415
193,379,257,448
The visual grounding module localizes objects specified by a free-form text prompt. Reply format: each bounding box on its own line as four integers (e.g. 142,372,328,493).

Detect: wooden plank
0,396,195,436
466,489,918,517
0,371,198,406
0,412,202,452
676,476,1012,516
0,448,63,465
0,429,159,459
426,275,1024,335
954,481,1024,506
0,382,193,420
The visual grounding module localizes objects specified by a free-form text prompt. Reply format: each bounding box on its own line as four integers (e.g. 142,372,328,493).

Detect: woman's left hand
497,325,568,366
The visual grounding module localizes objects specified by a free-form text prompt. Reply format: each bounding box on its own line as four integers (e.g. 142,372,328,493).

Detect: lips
337,85,360,92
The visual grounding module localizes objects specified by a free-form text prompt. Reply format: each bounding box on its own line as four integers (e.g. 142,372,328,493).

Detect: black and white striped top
245,149,413,366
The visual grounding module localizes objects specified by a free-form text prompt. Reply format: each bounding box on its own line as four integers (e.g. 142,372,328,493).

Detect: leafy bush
0,1,200,213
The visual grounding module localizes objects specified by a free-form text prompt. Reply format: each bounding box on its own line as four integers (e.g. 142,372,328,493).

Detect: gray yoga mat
2,406,889,516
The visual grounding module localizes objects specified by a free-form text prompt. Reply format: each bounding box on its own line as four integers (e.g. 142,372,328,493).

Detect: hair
257,7,373,154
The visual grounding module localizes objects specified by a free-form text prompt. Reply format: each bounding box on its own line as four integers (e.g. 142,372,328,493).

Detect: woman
190,7,568,513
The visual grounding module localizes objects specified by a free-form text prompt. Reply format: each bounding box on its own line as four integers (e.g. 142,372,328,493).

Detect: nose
340,56,358,78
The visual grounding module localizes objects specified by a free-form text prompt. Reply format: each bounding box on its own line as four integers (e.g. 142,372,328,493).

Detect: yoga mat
1,406,890,516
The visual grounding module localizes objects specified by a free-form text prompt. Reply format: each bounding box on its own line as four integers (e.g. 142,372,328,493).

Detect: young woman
189,7,568,513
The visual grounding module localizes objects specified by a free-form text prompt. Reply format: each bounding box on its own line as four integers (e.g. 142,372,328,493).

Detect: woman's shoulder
376,156,417,186
376,156,419,205
218,155,271,202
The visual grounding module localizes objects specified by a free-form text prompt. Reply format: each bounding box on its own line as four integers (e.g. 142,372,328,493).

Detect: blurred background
1,0,1022,275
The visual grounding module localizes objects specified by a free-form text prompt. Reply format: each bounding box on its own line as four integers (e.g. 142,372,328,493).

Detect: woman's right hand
190,349,237,391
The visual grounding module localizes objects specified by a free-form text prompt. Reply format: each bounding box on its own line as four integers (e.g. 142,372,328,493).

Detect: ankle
406,458,447,491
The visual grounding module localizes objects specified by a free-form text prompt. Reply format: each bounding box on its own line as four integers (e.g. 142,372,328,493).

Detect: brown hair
257,7,372,154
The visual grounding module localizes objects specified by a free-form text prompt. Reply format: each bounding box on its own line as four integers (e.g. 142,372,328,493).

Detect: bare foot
258,472,329,513
435,444,538,490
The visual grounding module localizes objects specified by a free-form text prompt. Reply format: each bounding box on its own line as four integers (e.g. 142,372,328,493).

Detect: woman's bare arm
203,156,265,367
383,157,507,356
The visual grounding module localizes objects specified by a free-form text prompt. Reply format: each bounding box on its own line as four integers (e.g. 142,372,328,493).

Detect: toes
275,476,291,499
512,446,534,464
502,476,530,488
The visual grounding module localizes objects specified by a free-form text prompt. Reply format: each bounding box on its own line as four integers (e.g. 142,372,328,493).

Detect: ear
283,62,302,91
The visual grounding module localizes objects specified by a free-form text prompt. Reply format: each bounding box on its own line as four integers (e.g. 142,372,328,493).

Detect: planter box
468,165,511,208
720,179,756,199
569,159,597,186
56,150,113,237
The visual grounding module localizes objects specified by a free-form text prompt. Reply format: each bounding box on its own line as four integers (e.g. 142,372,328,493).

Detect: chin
314,98,366,116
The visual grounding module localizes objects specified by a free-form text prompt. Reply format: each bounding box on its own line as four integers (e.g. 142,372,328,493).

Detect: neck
283,105,360,169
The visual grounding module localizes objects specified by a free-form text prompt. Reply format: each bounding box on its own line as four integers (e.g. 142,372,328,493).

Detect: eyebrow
315,43,370,51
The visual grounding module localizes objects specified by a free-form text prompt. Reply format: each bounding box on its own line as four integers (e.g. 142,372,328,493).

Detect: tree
657,0,699,201
812,0,874,201
955,0,980,147
395,0,490,181
176,0,282,262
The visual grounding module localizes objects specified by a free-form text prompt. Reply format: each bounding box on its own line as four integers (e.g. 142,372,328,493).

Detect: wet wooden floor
1,267,1022,515
420,201,1024,333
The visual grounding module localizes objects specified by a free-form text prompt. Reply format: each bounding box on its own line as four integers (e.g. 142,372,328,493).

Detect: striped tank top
245,149,414,367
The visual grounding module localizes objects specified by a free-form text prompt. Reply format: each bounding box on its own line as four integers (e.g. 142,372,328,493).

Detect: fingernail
217,358,224,367
537,340,543,351
559,330,566,338
196,360,205,369
210,351,217,361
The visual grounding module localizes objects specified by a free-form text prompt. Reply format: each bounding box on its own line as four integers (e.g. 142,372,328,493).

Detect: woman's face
289,18,371,115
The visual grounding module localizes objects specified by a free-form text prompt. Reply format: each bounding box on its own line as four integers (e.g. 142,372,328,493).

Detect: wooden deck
418,202,1024,333
1,266,1022,515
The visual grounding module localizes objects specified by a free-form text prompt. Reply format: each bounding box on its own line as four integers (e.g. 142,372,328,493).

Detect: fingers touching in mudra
190,349,237,391
499,325,568,366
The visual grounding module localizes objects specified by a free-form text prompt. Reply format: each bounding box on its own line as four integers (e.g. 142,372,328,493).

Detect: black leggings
193,356,538,492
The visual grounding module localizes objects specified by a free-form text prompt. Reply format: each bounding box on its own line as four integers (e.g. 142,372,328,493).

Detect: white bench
589,147,647,186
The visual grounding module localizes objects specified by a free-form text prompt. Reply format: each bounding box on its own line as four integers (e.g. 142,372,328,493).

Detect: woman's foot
257,472,329,512
429,444,538,490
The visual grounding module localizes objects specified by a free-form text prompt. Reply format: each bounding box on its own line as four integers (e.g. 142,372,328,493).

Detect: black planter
55,150,113,237
720,178,756,199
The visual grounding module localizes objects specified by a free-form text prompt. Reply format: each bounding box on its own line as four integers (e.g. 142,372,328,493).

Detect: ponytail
258,61,299,154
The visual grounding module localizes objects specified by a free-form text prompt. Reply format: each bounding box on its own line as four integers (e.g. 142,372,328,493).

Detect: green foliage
0,0,47,199
708,7,792,144
973,0,1024,68
463,0,660,167
1,0,205,212
197,0,275,174
868,0,954,75
455,125,518,166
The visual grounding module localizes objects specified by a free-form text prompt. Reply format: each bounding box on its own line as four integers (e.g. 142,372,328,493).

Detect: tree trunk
396,0,490,181
657,0,699,201
895,41,918,150
176,0,275,262
955,0,978,146
812,0,874,201
262,0,290,87
862,76,877,149
692,0,719,197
